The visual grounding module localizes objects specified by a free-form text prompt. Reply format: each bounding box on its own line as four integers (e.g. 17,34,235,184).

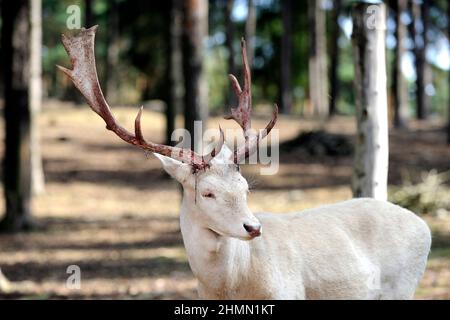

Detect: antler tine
57,26,222,170
241,38,252,105
225,39,252,133
225,38,278,164
134,106,146,144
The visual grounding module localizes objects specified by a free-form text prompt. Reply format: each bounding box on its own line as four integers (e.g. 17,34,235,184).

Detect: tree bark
308,0,328,117
30,0,45,195
167,0,184,145
412,0,430,120
182,0,208,152
225,0,237,109
0,0,34,231
351,3,389,201
280,0,293,114
392,0,408,128
245,0,256,67
329,0,342,117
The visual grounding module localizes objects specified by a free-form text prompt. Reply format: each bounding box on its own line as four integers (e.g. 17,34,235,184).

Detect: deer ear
153,153,192,184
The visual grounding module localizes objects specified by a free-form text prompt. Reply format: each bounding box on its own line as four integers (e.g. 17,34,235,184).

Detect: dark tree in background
85,0,94,27
392,0,409,128
182,0,208,151
0,0,34,231
245,0,256,67
280,0,293,114
328,0,342,117
225,0,237,109
105,0,120,104
167,0,184,145
411,0,430,120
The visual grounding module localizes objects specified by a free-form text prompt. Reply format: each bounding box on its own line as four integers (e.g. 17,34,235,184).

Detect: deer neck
179,194,252,298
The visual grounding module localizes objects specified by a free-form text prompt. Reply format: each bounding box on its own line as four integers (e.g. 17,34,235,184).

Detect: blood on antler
57,26,223,172
226,39,278,164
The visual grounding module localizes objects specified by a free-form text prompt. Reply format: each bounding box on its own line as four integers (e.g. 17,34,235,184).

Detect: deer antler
226,39,278,164
57,26,223,172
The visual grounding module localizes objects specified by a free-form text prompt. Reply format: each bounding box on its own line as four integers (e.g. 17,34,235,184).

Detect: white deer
58,26,431,299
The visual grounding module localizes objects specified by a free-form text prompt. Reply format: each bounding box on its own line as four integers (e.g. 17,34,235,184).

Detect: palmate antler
226,39,278,164
57,26,223,172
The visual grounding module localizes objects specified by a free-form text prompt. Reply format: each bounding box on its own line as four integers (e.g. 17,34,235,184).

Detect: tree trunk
182,0,208,152
0,0,34,231
329,0,342,117
30,0,45,195
280,0,293,114
167,0,184,146
245,0,256,67
225,0,237,109
308,0,328,117
105,0,120,104
392,0,408,128
351,3,389,201
412,0,430,120
85,0,94,27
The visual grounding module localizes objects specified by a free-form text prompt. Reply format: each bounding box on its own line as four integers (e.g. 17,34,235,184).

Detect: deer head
58,26,278,241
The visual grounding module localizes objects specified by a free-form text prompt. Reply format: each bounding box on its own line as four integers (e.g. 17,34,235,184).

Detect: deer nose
243,223,262,238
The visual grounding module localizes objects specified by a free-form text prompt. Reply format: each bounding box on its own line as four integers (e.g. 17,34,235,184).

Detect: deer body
59,26,431,300
177,155,431,300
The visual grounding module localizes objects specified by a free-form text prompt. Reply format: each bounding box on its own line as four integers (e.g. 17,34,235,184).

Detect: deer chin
239,233,261,241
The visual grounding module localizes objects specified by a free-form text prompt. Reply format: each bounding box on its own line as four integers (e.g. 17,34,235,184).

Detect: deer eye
202,192,216,199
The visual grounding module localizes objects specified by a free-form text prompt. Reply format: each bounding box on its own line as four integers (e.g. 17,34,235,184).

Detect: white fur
155,146,431,300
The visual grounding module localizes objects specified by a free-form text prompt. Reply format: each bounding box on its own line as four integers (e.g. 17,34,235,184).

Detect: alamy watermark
66,5,81,30
66,265,81,290
366,5,386,30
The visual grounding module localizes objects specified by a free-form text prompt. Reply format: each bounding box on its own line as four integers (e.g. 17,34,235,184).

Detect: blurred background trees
0,0,35,231
34,0,448,123
0,0,449,231
0,0,448,299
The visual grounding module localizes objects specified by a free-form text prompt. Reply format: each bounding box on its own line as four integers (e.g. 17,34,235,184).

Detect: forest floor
0,100,449,299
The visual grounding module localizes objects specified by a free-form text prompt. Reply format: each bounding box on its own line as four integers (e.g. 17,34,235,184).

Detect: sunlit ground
0,101,448,299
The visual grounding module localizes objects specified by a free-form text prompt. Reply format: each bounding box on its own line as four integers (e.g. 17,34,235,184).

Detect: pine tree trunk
30,0,45,195
329,0,342,117
392,0,408,128
0,0,34,232
280,0,293,114
308,0,328,117
225,0,237,109
167,0,184,145
182,0,208,152
412,0,430,120
351,3,389,201
245,0,256,67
